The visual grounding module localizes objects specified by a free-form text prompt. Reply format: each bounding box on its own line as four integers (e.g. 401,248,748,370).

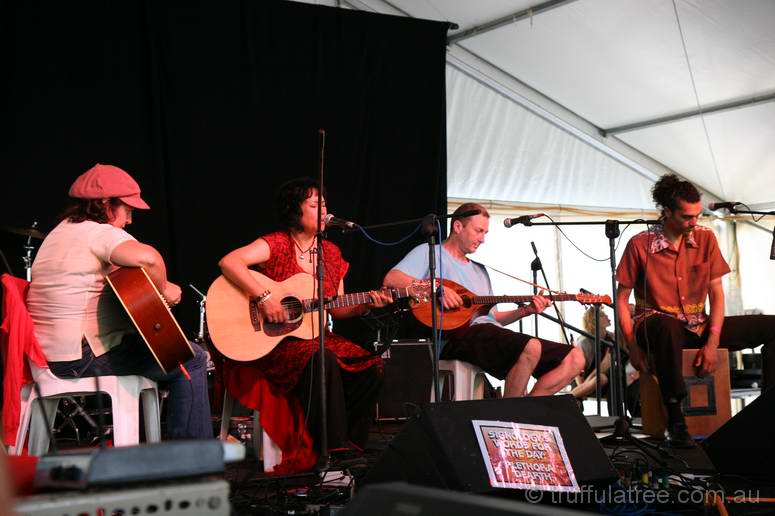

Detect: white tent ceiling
301,0,775,211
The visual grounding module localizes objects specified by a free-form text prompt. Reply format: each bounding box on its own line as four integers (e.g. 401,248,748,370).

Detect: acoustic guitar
411,278,612,331
106,267,194,374
206,270,430,362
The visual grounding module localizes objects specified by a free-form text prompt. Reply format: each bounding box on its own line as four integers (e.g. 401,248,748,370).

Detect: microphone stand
529,241,570,345
594,305,603,416
517,218,659,421
532,309,614,415
530,252,540,338
344,209,480,404
726,207,775,260
422,215,443,402
727,207,775,217
315,129,330,474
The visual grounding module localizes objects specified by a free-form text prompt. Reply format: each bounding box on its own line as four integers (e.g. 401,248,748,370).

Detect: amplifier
16,478,229,516
34,440,244,490
376,340,433,421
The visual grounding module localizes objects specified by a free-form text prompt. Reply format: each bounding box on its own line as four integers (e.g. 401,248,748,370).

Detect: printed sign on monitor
472,420,579,492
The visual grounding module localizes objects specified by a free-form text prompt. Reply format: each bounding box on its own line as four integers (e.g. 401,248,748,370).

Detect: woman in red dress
218,177,390,470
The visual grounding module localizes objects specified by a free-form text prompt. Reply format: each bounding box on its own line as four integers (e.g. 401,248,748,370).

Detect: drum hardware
23,221,42,281
189,283,208,345
189,283,216,374
0,223,47,240
1,221,46,279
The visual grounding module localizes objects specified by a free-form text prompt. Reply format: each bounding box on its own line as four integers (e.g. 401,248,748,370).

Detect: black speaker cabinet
363,395,618,495
703,386,775,478
375,340,433,420
341,482,592,516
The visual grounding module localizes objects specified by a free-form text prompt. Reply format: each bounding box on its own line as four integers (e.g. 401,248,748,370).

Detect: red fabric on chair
221,360,316,474
1,274,48,447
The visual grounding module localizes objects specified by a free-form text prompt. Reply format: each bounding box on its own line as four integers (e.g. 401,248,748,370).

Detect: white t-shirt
28,220,135,361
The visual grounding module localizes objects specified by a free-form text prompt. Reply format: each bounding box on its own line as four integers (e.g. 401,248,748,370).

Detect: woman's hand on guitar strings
367,289,394,310
261,296,288,324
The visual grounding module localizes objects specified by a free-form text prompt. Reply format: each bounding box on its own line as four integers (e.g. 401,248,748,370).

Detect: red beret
68,164,150,210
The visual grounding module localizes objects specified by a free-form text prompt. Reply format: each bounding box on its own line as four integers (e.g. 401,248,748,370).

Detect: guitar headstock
576,292,613,305
408,280,433,303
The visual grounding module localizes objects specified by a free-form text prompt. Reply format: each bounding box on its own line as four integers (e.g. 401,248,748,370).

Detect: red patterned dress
220,232,382,473
252,232,382,389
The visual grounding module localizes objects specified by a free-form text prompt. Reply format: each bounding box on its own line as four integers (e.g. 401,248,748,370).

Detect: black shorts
440,323,573,380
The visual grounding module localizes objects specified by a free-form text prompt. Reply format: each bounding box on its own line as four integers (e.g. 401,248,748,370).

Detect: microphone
708,201,741,211
325,213,358,229
504,214,543,228
770,226,775,260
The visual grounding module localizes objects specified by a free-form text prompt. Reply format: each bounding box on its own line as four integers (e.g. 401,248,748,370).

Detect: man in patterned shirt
616,174,775,447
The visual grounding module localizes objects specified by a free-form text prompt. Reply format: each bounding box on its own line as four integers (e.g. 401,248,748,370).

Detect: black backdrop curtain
1,0,448,344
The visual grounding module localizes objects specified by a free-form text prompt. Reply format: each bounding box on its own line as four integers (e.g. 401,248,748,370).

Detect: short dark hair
651,174,701,213
59,198,122,224
275,177,325,231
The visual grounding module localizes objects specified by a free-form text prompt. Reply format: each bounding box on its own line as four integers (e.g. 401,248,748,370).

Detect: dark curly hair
275,177,326,231
651,174,701,214
59,198,123,224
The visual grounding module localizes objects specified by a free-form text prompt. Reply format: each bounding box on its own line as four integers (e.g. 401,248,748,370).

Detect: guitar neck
303,286,413,312
471,294,580,305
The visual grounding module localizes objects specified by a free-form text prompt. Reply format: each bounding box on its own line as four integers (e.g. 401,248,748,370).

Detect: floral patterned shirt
616,224,730,335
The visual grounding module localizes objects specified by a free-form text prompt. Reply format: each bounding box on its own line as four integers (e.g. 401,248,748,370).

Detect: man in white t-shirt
383,203,585,398
27,163,212,439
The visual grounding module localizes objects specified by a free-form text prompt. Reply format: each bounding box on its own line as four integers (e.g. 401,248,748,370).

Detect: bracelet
252,290,272,304
709,324,722,336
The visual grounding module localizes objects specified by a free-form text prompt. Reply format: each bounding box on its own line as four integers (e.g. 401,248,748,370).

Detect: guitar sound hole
282,296,304,323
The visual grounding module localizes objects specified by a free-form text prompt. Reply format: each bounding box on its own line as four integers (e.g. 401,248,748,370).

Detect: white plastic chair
219,390,281,472
10,362,161,455
437,359,487,401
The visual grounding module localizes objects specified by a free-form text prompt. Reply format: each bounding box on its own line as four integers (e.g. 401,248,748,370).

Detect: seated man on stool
383,203,584,398
616,174,775,447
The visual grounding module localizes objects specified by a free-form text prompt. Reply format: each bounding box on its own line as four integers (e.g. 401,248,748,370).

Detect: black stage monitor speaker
703,386,775,478
362,395,618,495
341,482,593,516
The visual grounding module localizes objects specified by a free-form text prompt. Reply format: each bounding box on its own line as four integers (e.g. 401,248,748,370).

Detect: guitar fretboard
301,286,413,312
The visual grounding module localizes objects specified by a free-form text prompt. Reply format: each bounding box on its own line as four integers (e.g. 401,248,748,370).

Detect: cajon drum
640,348,731,438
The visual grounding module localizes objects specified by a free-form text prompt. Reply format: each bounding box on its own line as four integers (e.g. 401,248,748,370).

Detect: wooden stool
640,348,731,439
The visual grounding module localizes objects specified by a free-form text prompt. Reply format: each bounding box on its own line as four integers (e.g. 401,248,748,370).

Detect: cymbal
0,225,47,239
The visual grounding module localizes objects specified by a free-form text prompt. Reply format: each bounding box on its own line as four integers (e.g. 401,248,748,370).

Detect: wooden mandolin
411,278,612,330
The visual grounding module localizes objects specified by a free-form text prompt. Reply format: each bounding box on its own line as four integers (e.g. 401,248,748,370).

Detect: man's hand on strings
526,289,552,315
440,286,464,310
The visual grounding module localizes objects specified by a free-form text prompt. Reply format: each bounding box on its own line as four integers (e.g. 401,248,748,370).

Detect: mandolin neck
470,294,579,305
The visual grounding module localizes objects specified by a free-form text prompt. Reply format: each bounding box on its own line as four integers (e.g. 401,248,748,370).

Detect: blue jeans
49,336,213,440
